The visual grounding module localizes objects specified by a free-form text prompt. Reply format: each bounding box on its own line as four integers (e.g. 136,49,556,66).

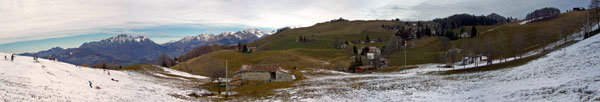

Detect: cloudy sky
0,0,589,53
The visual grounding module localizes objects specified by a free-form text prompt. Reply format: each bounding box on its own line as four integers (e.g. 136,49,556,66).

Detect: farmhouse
232,64,295,82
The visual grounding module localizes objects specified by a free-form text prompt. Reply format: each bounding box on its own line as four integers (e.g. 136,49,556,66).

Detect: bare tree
590,0,600,27
205,60,225,83
483,36,495,65
537,29,548,51
439,37,453,66
383,36,400,55
512,31,525,58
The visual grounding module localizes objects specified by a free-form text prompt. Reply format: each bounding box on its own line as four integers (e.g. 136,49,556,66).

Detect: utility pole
225,60,228,98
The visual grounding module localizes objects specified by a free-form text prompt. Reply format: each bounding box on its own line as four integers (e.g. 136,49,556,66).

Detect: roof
233,64,291,75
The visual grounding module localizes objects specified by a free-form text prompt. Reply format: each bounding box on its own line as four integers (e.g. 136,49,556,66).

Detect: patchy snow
244,34,600,101
0,53,203,101
519,16,553,25
159,66,209,79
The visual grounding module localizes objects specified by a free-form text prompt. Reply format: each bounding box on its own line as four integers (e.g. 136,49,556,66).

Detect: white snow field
0,54,209,101
244,34,600,102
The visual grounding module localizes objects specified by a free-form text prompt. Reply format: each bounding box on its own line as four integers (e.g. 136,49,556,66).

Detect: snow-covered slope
0,53,207,101
248,34,600,102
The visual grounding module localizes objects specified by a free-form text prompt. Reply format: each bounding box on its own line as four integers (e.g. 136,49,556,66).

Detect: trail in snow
240,34,600,102
0,54,208,101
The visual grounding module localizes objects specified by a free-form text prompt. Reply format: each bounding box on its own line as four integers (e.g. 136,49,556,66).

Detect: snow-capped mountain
79,34,165,61
22,29,269,66
162,28,269,56
165,28,268,45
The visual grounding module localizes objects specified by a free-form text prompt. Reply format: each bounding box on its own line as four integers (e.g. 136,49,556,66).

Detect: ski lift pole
225,60,228,98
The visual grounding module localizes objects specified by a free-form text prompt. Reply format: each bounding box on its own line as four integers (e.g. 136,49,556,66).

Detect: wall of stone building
274,71,295,82
236,72,271,81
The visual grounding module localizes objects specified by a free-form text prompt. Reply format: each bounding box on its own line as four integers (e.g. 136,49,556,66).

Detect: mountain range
21,28,269,66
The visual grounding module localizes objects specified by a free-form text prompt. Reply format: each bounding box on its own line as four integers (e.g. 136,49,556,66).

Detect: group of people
33,54,39,61
4,54,15,61
89,70,120,90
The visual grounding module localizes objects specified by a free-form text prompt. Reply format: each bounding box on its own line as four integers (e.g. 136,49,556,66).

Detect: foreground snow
0,54,207,101
248,35,600,101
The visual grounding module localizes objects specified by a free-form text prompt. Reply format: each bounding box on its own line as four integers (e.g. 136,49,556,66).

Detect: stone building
232,64,295,82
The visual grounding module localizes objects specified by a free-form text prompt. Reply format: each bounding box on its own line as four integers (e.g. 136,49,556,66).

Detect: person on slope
107,71,110,76
11,54,14,61
88,81,93,88
4,55,6,60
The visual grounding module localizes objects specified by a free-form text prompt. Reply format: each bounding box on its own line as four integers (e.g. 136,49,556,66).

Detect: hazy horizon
0,0,588,53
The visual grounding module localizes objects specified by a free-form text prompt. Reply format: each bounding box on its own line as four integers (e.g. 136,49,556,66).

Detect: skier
107,71,110,76
11,54,14,61
88,81,92,88
4,55,6,60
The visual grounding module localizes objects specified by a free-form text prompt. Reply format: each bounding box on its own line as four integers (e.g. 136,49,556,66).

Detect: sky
0,0,589,53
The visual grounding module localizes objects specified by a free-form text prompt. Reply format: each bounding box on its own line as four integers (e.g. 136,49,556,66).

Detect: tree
366,35,371,43
445,31,459,40
512,31,525,58
383,36,399,55
470,25,477,38
162,61,168,67
158,53,173,67
242,45,248,53
590,0,600,28
353,46,358,55
537,29,548,51
205,60,225,93
237,42,242,52
361,47,369,55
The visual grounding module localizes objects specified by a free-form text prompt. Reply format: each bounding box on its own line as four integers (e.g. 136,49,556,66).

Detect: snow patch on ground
159,66,209,79
247,34,600,101
0,54,203,101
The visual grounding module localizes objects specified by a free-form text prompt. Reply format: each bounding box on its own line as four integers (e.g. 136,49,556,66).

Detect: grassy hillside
171,50,327,76
252,20,400,50
450,10,588,60
175,10,588,75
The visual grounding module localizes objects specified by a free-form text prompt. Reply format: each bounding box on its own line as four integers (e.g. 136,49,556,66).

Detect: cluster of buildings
354,46,389,72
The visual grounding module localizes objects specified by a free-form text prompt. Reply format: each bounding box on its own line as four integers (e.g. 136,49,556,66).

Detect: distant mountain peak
103,34,150,43
168,28,269,44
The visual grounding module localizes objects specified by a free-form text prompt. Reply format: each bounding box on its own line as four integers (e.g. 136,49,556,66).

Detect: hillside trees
433,14,499,30
158,53,175,67
525,7,560,20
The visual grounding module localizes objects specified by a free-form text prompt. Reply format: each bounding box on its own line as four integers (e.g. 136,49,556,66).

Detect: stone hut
232,64,295,82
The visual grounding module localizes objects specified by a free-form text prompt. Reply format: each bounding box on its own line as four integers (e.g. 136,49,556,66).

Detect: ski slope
0,53,207,101
249,34,600,101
